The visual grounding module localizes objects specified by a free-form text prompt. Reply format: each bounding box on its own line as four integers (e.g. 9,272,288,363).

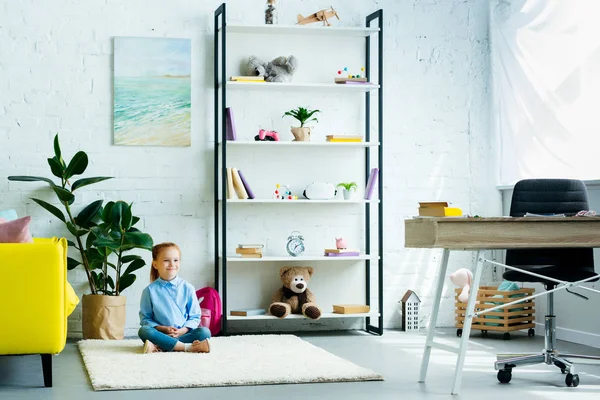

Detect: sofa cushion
0,216,34,243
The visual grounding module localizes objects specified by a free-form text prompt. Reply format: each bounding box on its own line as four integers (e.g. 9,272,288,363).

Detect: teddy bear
269,266,321,319
449,268,473,303
245,55,299,82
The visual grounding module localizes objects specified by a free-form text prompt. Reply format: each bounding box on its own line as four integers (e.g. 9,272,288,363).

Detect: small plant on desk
336,182,357,200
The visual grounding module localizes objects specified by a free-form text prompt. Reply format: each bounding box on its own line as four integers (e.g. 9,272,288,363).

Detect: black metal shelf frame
214,3,383,336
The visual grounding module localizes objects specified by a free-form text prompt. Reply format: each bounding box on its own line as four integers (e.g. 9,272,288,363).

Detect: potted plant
336,182,358,200
282,106,321,142
8,134,153,339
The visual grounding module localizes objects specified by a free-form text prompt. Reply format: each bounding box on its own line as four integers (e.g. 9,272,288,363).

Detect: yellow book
226,168,234,200
326,138,364,143
418,202,462,217
231,168,248,200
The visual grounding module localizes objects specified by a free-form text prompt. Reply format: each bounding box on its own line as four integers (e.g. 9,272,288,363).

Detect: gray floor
1,329,600,399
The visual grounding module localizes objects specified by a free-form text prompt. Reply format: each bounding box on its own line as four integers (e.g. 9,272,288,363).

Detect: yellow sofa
0,237,79,387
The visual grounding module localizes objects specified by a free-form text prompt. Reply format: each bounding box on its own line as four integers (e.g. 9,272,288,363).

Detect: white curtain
491,0,600,186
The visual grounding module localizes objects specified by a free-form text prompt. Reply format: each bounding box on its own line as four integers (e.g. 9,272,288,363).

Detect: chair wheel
457,329,462,337
481,330,488,337
503,332,511,340
561,368,567,374
566,373,579,387
497,369,512,384
528,328,535,337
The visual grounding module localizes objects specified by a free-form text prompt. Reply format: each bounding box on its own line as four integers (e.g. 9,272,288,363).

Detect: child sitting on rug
139,242,211,354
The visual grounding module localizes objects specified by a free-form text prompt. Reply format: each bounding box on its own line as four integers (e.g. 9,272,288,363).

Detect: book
226,168,234,199
231,168,248,199
238,244,264,249
332,304,370,314
230,308,266,316
334,77,368,83
364,167,379,200
240,253,263,258
237,169,255,199
326,135,363,139
325,252,360,257
225,107,236,141
418,202,462,217
230,76,265,81
326,138,364,143
236,247,262,254
324,248,360,253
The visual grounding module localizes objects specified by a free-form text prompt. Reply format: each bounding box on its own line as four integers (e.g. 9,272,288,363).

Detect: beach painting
114,37,191,146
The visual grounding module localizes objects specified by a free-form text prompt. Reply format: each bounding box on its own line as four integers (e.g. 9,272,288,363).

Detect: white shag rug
78,335,383,391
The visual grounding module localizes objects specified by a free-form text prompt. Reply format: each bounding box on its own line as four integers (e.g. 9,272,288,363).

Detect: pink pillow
0,216,33,243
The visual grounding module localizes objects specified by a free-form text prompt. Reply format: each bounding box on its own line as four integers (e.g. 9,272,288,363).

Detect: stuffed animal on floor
449,268,473,303
245,55,299,82
269,266,321,319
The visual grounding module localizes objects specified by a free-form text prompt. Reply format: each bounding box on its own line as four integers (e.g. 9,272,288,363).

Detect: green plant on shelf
282,106,321,127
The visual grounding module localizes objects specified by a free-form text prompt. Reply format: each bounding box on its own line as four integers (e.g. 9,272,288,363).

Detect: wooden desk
404,217,600,394
405,216,600,249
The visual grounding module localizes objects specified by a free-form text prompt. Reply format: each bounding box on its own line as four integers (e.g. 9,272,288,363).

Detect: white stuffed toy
449,268,473,303
245,55,299,82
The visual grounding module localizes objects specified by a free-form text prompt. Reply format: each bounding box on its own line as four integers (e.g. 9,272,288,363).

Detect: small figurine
335,237,347,249
273,184,295,200
296,7,340,26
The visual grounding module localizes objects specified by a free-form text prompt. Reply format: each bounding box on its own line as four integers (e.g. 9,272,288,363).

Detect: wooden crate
455,286,535,339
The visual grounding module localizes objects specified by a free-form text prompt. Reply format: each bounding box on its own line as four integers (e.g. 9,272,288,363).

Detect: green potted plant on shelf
336,182,358,200
8,134,153,340
282,106,321,142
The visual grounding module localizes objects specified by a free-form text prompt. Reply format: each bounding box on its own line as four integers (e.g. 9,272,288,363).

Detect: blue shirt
139,276,201,330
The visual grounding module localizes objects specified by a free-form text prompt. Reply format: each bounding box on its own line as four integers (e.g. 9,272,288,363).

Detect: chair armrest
0,237,71,354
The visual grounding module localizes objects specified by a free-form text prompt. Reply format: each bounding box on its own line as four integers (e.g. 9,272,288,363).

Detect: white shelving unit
214,3,383,335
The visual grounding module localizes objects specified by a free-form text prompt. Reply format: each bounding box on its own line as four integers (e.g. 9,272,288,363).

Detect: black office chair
494,179,600,387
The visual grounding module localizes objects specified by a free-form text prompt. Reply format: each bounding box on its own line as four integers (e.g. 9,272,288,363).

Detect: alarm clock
286,231,305,257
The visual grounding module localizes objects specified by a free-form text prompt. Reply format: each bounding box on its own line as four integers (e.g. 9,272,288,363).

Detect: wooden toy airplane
297,7,340,26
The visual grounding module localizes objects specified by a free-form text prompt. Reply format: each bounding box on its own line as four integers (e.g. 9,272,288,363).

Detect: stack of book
236,244,264,258
324,248,360,257
326,135,363,143
230,308,266,316
226,167,255,200
229,76,265,82
418,202,462,217
334,77,368,84
332,304,370,314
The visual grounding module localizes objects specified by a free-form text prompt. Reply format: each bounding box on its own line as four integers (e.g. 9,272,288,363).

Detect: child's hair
150,242,181,282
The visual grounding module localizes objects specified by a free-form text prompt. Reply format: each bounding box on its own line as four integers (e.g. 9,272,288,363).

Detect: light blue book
230,308,266,316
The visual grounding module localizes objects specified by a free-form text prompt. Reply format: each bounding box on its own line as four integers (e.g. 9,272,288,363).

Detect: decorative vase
291,126,311,142
82,294,127,339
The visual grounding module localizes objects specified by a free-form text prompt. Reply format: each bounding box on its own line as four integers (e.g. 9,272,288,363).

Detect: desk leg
451,250,484,395
419,248,450,383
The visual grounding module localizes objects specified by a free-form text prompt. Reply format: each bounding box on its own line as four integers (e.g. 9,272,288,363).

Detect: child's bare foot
190,339,210,353
143,340,160,354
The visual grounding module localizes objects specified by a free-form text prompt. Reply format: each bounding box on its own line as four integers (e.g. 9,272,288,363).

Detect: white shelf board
223,199,379,204
222,81,379,92
225,255,379,262
227,311,380,320
222,24,380,37
219,141,379,148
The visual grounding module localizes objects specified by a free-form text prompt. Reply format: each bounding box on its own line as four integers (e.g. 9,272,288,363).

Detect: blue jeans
138,326,211,352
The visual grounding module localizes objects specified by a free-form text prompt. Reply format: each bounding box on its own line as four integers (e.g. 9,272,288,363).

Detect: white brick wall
0,0,500,337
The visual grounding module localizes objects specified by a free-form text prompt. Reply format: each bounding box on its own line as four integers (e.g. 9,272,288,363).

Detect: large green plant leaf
30,198,66,222
64,151,88,179
118,274,136,293
123,259,145,275
122,203,133,231
47,157,64,179
66,222,87,237
71,176,113,192
93,237,121,251
75,200,103,228
52,186,75,203
53,134,65,168
67,257,81,271
110,201,126,229
121,254,142,263
102,201,114,223
8,176,56,186
122,231,153,250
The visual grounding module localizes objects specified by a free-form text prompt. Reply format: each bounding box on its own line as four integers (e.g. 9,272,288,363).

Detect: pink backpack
196,287,222,336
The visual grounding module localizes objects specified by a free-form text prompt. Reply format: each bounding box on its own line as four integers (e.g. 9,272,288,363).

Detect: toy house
401,290,421,331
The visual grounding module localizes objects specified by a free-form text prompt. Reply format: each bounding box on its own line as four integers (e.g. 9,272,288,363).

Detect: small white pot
343,188,355,200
